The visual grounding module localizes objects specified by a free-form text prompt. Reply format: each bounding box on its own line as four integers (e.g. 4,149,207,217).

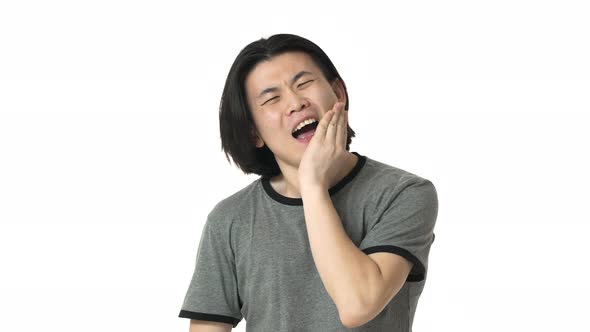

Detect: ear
331,78,347,108
252,129,265,148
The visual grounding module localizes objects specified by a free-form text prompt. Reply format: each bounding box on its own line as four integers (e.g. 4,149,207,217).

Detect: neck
270,152,358,199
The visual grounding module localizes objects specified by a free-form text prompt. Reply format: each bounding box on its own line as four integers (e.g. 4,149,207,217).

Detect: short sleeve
359,176,438,282
178,212,243,328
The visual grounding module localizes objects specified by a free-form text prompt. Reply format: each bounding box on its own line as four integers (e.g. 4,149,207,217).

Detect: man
179,33,438,331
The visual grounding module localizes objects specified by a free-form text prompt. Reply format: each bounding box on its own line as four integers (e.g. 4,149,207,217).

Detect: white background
1,1,589,331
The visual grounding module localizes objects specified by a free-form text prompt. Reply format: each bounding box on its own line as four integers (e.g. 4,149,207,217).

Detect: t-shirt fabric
178,152,439,331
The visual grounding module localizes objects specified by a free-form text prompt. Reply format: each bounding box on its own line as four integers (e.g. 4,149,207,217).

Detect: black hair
219,33,356,177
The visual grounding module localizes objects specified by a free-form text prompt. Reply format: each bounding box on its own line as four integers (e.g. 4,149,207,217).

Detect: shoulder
359,156,436,196
205,178,261,225
356,155,438,226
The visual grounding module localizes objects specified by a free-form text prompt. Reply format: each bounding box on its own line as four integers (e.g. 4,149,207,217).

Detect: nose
285,88,310,115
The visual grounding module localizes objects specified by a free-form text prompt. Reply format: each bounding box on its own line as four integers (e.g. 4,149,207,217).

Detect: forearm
301,185,383,320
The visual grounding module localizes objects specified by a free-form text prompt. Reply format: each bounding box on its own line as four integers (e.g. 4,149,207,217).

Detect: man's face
245,51,346,169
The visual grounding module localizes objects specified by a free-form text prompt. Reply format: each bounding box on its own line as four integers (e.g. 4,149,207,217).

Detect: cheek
255,112,283,134
310,84,337,108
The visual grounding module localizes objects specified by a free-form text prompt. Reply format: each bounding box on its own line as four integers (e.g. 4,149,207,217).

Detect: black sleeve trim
178,310,241,328
361,245,426,282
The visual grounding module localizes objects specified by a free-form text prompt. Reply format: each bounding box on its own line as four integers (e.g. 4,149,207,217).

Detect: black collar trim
261,152,367,206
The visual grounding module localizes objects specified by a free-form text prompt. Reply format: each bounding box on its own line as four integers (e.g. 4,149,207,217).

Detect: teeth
292,118,317,133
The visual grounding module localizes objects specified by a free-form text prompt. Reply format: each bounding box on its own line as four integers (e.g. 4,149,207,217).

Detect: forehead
245,51,322,96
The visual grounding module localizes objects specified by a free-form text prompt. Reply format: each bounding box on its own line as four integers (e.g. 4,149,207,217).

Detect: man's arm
189,319,232,332
301,187,412,329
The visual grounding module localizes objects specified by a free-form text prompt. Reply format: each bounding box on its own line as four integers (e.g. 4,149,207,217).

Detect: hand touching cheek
298,101,349,191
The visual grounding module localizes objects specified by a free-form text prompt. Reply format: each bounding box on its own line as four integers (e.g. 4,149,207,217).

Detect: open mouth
292,121,319,140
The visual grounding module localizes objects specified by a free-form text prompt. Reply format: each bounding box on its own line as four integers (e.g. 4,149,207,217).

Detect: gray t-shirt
178,152,438,331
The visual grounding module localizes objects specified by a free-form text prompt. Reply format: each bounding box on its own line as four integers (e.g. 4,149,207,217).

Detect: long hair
219,33,356,177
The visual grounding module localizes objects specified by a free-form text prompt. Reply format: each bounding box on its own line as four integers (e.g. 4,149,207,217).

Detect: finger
314,110,335,142
336,108,347,148
326,102,343,144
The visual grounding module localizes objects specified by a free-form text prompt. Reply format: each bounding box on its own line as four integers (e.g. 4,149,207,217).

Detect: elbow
340,315,363,329
339,301,372,329
340,311,369,329
339,283,392,329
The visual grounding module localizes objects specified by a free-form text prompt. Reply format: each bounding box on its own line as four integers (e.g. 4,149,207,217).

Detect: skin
245,51,358,197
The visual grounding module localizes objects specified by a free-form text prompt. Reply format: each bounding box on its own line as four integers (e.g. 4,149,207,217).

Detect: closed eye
262,80,314,105
298,80,313,88
263,96,279,105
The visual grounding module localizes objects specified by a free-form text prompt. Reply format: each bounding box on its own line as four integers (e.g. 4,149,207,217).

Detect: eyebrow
256,70,314,100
